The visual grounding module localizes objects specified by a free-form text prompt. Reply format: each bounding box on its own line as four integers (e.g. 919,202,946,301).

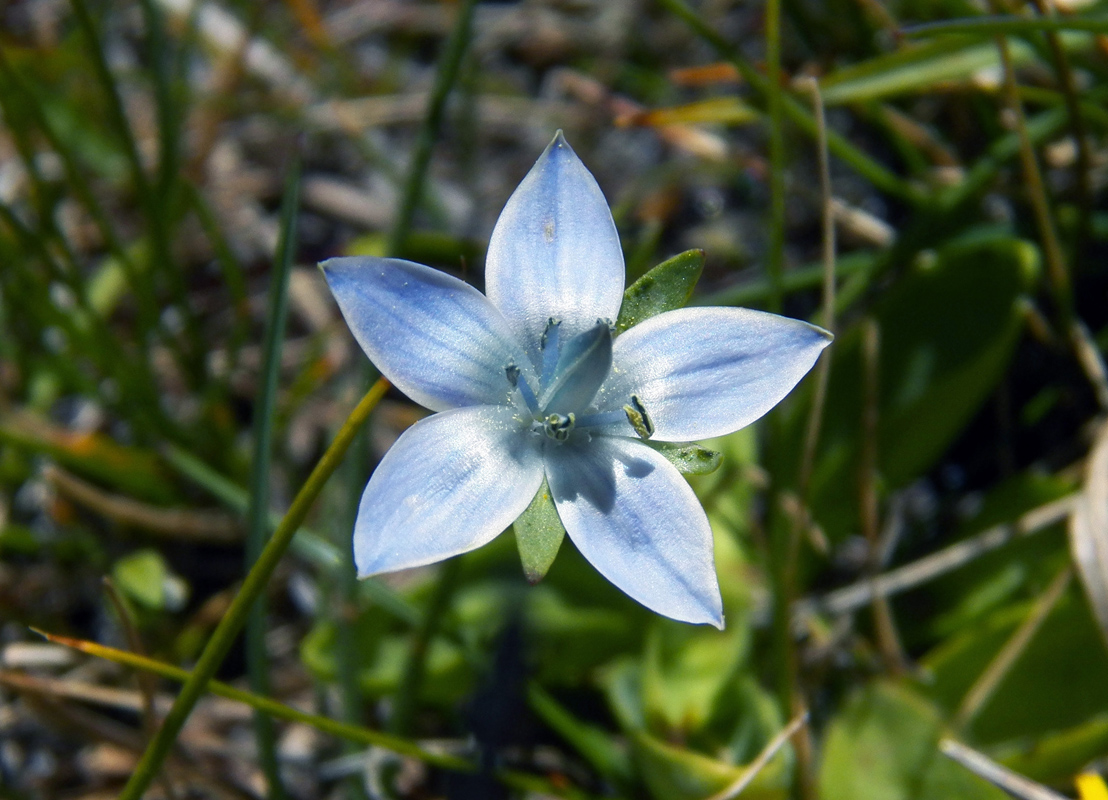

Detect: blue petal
354,405,544,576
599,307,832,441
485,133,625,362
323,257,531,412
545,436,723,627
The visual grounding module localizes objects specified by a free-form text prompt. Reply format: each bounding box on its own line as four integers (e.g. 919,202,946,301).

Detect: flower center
505,318,654,442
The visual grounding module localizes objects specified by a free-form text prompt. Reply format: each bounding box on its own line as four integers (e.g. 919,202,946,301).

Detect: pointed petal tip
552,129,568,147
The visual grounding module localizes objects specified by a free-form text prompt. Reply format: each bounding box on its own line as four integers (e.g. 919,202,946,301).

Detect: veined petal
485,133,625,360
354,405,544,576
323,257,530,412
545,436,723,627
600,307,832,441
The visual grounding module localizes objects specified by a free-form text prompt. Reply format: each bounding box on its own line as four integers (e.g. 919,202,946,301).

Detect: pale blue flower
322,133,830,627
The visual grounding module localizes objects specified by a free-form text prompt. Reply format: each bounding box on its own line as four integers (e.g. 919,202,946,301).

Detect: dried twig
705,711,810,800
794,495,1079,622
44,464,242,543
940,739,1069,800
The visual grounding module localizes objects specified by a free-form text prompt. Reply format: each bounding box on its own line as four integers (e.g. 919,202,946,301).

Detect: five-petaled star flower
322,133,830,627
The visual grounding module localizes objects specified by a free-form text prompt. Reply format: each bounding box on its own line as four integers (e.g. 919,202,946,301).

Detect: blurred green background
1,0,1108,798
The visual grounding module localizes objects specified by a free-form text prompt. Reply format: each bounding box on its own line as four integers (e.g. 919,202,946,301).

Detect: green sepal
615,249,705,333
514,477,566,584
650,442,723,475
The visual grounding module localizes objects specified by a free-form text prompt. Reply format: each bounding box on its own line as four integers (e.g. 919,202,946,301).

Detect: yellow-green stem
118,379,390,800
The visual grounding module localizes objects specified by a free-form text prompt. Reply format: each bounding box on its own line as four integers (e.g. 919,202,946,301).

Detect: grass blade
118,378,390,800
243,150,301,800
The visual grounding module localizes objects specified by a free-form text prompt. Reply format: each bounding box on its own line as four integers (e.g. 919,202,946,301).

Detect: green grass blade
118,378,390,800
905,14,1108,38
243,152,301,800
37,630,473,770
657,0,925,205
384,0,478,256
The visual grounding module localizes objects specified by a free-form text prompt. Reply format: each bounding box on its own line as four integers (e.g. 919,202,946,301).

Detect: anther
540,317,562,386
506,363,539,414
622,394,655,440
543,412,576,441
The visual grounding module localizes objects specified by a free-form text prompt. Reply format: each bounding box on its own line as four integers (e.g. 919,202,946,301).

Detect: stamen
540,317,561,387
505,363,539,414
622,394,655,440
543,412,576,441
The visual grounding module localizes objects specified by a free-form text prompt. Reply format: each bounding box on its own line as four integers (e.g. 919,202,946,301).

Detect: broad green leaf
514,477,566,583
600,656,647,732
819,682,1007,800
112,549,188,611
652,443,723,476
921,471,1075,644
641,620,747,734
633,730,786,800
999,714,1108,785
778,235,1039,543
922,590,1108,743
300,618,471,706
524,586,639,683
616,249,705,333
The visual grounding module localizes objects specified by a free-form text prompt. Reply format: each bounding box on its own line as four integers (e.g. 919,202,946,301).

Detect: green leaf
778,235,1039,543
999,714,1108,785
616,249,704,333
819,682,1007,800
820,37,1037,106
642,620,747,734
652,443,723,475
514,477,566,584
922,590,1108,743
529,683,634,785
633,730,787,800
300,618,470,706
112,549,188,612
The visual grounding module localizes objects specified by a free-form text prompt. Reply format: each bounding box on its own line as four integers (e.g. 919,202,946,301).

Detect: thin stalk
993,32,1072,320
1028,0,1093,264
118,378,390,800
101,579,179,800
37,630,471,771
657,0,924,204
38,631,589,797
953,567,1072,731
765,0,786,313
781,77,836,800
384,0,479,257
244,153,301,800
